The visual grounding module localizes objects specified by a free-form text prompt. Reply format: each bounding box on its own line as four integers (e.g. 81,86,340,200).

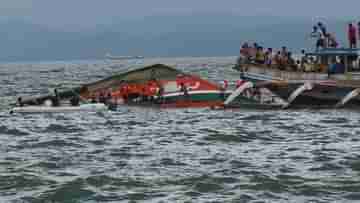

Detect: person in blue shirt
328,58,337,76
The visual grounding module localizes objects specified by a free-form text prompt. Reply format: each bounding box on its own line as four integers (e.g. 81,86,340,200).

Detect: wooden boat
17,64,283,109
234,48,360,108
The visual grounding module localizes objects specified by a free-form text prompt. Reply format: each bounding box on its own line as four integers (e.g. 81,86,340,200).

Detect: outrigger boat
14,64,284,111
234,48,360,108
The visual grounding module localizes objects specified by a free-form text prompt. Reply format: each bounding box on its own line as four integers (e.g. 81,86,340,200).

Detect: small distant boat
10,103,107,114
105,53,144,60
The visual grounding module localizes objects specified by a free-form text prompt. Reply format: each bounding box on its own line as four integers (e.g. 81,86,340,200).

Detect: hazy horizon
1,1,360,61
2,0,360,29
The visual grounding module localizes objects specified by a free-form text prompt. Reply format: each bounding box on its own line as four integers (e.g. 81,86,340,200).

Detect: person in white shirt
310,26,324,51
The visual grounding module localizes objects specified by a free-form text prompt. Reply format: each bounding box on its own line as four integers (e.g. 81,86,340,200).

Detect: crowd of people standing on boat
239,42,345,73
310,22,339,51
239,43,316,72
238,21,360,73
309,21,360,50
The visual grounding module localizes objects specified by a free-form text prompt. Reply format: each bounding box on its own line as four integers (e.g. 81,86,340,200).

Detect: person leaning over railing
265,48,273,67
240,42,251,63
304,57,315,72
273,51,282,69
303,59,312,72
255,46,266,64
287,52,297,71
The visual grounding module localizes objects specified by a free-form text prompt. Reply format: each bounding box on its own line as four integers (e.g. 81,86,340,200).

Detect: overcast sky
1,0,360,28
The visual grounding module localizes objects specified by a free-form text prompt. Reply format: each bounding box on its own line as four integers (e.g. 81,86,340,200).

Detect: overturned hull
18,64,280,109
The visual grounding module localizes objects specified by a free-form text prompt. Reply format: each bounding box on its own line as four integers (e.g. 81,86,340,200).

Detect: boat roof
83,64,185,92
306,48,360,56
91,64,183,85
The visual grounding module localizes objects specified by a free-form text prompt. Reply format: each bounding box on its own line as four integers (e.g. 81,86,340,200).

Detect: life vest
223,80,228,89
256,51,266,62
121,84,129,97
151,84,159,96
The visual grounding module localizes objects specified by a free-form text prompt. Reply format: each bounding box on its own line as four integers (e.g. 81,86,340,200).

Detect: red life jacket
223,80,228,89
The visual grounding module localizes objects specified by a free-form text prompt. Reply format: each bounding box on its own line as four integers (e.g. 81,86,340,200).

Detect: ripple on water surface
1,58,360,202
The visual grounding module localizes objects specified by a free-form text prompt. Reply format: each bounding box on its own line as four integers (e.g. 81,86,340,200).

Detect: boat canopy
306,48,360,73
306,48,360,57
84,64,183,92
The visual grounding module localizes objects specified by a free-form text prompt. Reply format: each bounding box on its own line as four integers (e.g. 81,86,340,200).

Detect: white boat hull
10,103,108,114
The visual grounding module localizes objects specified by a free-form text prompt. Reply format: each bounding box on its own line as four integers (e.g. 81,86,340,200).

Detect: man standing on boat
357,22,360,45
317,22,327,36
348,23,357,48
310,26,324,51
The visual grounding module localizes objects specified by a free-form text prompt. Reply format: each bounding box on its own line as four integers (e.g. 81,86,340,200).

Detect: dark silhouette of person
52,89,60,107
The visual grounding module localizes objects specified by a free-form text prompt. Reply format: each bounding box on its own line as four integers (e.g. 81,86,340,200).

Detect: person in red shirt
348,23,357,48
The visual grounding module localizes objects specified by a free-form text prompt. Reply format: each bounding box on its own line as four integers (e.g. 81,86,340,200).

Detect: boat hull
10,103,108,114
122,90,283,109
237,64,360,107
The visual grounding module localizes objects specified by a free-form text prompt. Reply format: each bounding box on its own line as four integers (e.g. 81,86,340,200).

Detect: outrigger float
12,64,284,113
234,48,360,108
10,103,107,114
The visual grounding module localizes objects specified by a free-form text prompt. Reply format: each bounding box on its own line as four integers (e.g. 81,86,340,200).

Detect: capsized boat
18,64,284,109
234,48,360,108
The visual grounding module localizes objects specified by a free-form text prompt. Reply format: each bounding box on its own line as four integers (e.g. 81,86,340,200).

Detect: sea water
1,57,360,202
